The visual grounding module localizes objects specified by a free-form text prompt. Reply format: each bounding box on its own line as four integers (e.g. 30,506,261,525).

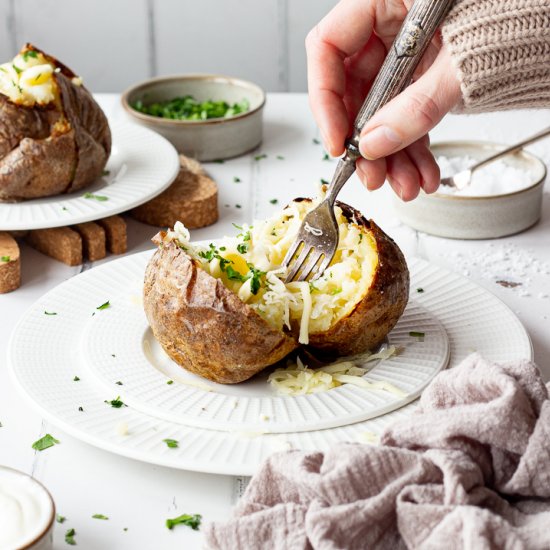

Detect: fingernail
359,126,402,160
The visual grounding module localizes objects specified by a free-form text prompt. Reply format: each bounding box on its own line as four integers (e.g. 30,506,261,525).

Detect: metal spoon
439,126,550,190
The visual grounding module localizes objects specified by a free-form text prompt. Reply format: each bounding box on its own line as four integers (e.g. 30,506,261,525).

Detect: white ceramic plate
8,253,532,476
81,292,449,433
0,121,179,231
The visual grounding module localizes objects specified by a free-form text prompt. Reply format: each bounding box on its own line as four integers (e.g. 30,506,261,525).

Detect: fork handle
326,0,454,204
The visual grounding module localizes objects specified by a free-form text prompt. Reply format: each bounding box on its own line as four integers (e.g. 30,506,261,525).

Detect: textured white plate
81,290,449,433
0,121,179,230
8,253,532,476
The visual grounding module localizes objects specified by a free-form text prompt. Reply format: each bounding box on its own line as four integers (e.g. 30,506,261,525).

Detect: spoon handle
471,126,550,173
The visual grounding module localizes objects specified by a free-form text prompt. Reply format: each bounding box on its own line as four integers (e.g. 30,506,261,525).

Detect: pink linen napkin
205,354,550,549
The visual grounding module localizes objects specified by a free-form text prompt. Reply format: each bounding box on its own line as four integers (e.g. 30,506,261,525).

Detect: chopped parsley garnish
214,159,225,164
312,138,321,145
131,95,249,120
236,243,248,254
225,265,245,281
32,434,59,451
409,331,425,338
246,264,265,295
417,288,424,293
56,514,66,524
22,50,38,62
1,255,10,262
269,199,278,204
233,176,241,183
163,438,179,448
235,204,242,209
320,178,329,185
166,513,202,531
62,206,68,212
65,528,76,545
73,376,80,382
276,155,284,160
166,380,174,385
115,381,123,385
12,64,22,75
322,152,330,161
232,223,243,230
92,514,109,520
78,406,84,412
83,192,109,201
102,169,110,176
44,311,57,315
105,396,126,408
254,154,267,161
96,301,110,310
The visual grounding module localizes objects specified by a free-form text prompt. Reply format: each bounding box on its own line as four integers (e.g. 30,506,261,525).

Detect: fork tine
296,252,323,282
281,238,303,269
311,254,333,281
285,245,312,282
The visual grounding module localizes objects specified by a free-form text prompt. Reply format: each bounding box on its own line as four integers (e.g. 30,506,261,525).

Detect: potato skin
143,240,298,384
0,46,111,201
307,202,410,356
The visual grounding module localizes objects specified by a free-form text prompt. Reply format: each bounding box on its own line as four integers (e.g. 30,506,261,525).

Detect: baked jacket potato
0,44,111,201
144,198,409,384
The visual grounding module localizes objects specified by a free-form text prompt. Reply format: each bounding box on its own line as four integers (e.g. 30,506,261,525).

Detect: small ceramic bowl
0,466,55,550
121,74,265,161
393,141,547,239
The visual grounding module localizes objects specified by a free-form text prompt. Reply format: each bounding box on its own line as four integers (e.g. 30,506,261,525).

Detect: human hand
306,0,462,200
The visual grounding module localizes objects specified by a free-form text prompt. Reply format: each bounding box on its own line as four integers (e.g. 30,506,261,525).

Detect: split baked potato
0,44,111,201
144,197,409,384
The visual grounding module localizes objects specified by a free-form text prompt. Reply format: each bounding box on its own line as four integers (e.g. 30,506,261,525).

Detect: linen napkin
205,354,550,549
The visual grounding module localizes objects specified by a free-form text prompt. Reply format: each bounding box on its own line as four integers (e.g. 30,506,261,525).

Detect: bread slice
72,222,106,261
0,232,21,293
131,155,218,229
96,215,127,254
26,227,82,266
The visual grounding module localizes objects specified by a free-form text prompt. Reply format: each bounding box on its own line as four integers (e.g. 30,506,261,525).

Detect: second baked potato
0,44,111,201
144,197,409,383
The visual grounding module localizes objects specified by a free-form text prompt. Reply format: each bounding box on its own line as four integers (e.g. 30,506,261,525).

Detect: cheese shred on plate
164,193,378,345
267,345,406,396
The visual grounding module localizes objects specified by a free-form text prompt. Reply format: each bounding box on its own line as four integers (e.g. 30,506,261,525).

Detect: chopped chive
83,192,109,201
92,514,109,520
44,311,57,315
409,331,425,338
254,154,267,161
96,301,110,310
166,513,202,531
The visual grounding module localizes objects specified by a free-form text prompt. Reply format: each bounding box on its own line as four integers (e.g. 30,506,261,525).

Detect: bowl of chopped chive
121,74,265,161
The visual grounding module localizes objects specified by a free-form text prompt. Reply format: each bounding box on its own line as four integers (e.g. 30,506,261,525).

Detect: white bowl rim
121,73,266,127
0,465,55,550
430,140,547,201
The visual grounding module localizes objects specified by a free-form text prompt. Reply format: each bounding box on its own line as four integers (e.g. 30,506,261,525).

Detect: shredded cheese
162,199,379,344
267,345,406,397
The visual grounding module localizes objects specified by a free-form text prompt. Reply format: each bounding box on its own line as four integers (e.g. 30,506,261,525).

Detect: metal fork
283,0,455,283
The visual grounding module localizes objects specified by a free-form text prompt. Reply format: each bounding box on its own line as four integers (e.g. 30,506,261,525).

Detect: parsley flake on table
166,380,174,385
213,159,225,164
254,154,267,161
73,376,80,382
417,288,424,293
96,301,110,310
233,176,241,183
105,396,126,408
56,514,66,524
32,434,59,451
269,199,278,204
83,192,109,201
65,528,76,545
165,513,202,531
322,152,330,161
276,155,285,160
78,406,84,412
312,138,321,145
320,178,329,185
409,331,425,339
115,381,123,386
44,311,57,315
92,514,109,520
235,204,242,209
1,255,10,262
163,438,179,448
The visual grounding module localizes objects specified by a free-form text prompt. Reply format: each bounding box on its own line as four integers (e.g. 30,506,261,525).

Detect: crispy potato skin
143,241,298,384
307,203,410,355
0,47,111,201
144,200,409,384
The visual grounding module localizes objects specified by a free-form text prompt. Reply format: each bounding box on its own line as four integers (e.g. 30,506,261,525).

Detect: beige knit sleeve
441,0,550,113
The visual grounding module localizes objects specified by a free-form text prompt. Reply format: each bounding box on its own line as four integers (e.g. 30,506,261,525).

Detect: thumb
358,47,461,161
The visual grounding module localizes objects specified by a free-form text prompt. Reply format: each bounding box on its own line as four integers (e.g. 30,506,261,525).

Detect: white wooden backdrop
0,0,339,93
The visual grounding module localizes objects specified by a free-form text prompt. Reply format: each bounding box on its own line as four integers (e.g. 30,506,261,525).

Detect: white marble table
1,94,549,549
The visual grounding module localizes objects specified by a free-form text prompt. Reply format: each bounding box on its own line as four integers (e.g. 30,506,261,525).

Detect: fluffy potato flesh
144,197,409,383
0,44,111,201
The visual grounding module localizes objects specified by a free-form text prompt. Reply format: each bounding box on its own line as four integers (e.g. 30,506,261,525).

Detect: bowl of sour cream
0,466,55,550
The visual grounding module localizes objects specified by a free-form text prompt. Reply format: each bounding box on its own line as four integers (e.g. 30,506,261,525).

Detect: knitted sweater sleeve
441,0,550,113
